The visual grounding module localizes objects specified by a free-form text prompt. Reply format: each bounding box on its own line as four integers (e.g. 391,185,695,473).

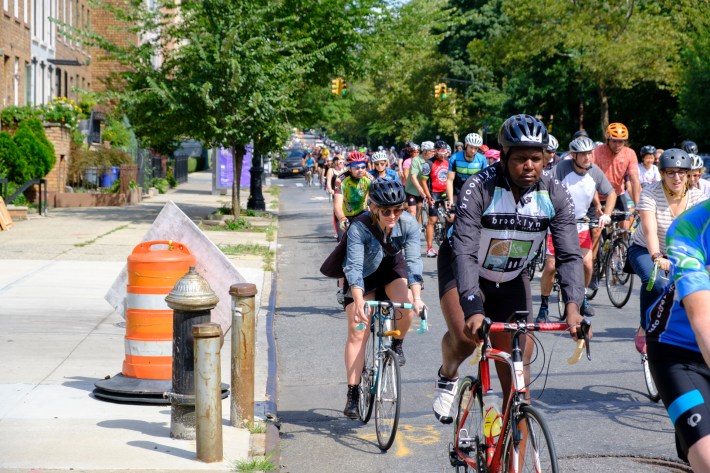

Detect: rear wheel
375,350,401,450
359,327,375,423
452,376,486,472
501,404,558,473
587,254,602,301
606,238,634,308
555,280,564,320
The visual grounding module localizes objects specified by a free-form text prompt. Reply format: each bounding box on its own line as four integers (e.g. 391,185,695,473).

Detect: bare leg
439,287,477,379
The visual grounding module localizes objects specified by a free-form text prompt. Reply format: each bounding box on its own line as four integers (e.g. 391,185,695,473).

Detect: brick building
1,0,32,108
49,0,92,103
89,0,139,92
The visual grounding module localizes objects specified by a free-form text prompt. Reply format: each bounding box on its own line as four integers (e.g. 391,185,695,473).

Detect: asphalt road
273,175,690,473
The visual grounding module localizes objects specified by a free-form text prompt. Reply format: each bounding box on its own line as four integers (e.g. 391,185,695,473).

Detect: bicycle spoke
452,377,486,472
375,351,401,450
606,238,634,308
502,405,558,473
359,329,375,423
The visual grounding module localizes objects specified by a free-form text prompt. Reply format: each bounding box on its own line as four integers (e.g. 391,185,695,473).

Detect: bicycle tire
556,282,564,320
606,238,634,308
359,327,375,423
527,256,537,281
375,350,401,451
642,354,661,402
536,245,546,272
501,404,559,473
451,376,485,472
586,254,602,301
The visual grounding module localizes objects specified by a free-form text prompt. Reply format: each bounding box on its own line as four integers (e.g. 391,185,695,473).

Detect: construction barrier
124,240,196,380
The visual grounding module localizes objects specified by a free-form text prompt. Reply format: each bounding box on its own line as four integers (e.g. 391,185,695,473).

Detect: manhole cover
560,455,691,473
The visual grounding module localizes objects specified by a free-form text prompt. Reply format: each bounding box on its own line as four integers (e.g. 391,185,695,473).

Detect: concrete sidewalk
0,172,278,472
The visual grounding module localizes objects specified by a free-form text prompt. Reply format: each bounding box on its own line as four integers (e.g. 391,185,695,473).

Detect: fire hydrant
164,267,219,440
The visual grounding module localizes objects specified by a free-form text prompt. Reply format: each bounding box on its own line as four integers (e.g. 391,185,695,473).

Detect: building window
14,0,18,17
33,0,37,36
4,0,8,13
23,0,27,23
25,63,32,105
14,58,19,106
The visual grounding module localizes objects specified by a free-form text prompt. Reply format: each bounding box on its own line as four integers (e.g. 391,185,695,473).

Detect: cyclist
536,136,616,322
433,114,586,424
638,145,661,188
446,132,487,210
388,146,399,171
327,156,347,238
542,134,560,170
333,151,375,241
340,179,426,419
421,140,450,257
405,141,434,225
454,141,464,153
400,141,419,183
688,153,710,198
484,148,500,166
681,140,699,155
302,151,316,186
646,199,710,470
628,148,707,353
369,151,400,181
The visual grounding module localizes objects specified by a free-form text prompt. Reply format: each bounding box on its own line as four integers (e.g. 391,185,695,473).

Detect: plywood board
0,196,13,231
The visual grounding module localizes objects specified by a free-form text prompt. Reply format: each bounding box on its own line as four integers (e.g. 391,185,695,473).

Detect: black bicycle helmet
569,136,596,153
369,178,406,206
573,129,589,139
658,148,692,170
434,140,448,150
639,145,657,157
498,114,549,150
681,140,698,155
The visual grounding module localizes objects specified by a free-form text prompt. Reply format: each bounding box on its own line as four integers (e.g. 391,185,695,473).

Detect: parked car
277,149,306,178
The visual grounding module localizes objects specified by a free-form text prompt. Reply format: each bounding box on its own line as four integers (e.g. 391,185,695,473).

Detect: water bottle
482,390,503,464
383,317,392,347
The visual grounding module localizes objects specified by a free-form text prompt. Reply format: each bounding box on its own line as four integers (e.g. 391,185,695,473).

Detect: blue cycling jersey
369,167,400,182
448,150,487,194
647,199,710,352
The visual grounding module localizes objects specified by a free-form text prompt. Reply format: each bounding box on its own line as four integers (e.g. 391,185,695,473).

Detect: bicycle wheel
586,256,601,301
606,238,634,308
527,256,537,281
451,376,486,473
536,245,546,272
375,350,401,451
556,281,564,320
501,404,559,473
359,328,375,423
642,354,661,402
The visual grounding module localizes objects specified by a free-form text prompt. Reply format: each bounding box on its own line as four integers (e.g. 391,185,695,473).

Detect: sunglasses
374,161,387,166
609,139,626,143
350,164,367,170
380,207,405,217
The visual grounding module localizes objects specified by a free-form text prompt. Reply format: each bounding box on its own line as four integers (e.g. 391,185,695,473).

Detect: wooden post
229,283,257,427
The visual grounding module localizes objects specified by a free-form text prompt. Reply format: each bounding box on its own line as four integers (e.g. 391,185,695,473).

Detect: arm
602,191,617,217
627,160,641,205
683,291,710,367
402,214,425,289
419,175,432,202
446,171,456,208
326,169,335,193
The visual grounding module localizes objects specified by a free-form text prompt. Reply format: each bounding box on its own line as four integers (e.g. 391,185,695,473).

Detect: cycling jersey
421,158,449,194
552,159,614,222
405,155,426,196
334,172,374,217
305,157,315,168
647,199,710,352
448,151,487,194
592,144,639,196
369,167,400,182
451,163,584,317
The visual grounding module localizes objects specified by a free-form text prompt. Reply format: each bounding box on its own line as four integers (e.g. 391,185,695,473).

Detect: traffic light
434,83,441,99
341,79,347,96
440,83,448,99
331,78,341,95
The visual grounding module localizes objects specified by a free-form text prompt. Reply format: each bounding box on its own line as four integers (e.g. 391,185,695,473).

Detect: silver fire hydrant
165,267,219,440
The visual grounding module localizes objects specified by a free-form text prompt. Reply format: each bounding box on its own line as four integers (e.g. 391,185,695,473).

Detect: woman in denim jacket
341,178,426,419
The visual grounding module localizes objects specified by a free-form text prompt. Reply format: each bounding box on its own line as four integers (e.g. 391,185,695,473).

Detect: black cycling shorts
647,340,710,461
406,192,423,206
427,192,446,217
437,239,532,322
342,254,407,308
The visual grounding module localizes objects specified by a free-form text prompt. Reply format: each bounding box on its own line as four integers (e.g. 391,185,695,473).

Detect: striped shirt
630,182,707,254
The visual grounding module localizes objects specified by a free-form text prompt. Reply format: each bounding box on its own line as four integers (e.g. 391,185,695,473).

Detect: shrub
67,146,132,186
188,157,198,173
12,122,55,183
0,132,21,180
150,177,169,194
102,118,131,149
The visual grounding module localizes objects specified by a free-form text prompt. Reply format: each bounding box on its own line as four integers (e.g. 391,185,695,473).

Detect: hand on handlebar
656,256,671,272
598,214,611,227
463,313,486,345
354,301,370,326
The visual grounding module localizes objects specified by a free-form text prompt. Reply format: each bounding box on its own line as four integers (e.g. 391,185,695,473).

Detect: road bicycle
638,259,670,403
450,311,591,472
433,205,452,248
526,241,546,281
304,167,315,187
356,300,428,451
586,211,635,307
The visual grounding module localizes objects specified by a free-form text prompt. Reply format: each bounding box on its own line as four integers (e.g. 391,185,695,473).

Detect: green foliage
102,118,132,149
0,132,20,180
224,217,252,231
12,121,55,183
149,177,169,194
676,15,710,148
187,157,198,173
67,147,132,185
166,165,177,188
0,99,82,130
0,105,40,129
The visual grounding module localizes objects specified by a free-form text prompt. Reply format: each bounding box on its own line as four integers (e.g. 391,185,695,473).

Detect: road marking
311,196,329,201
295,183,304,187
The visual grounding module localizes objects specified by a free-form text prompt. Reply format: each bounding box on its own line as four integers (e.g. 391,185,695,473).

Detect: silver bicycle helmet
569,136,596,153
546,134,559,152
421,141,435,151
690,153,704,170
371,151,388,162
465,133,483,147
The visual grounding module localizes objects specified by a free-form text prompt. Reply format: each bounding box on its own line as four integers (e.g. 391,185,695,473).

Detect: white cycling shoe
433,368,459,425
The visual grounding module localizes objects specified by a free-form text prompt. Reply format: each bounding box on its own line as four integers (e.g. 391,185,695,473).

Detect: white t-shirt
638,163,661,187
552,160,614,220
631,182,708,253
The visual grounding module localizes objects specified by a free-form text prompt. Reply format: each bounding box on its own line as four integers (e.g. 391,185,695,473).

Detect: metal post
229,283,257,427
193,323,223,463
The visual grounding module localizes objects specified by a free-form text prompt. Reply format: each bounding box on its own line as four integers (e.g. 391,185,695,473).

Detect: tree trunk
598,84,610,138
231,143,246,219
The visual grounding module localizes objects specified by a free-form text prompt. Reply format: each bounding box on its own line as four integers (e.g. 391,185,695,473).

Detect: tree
676,15,710,148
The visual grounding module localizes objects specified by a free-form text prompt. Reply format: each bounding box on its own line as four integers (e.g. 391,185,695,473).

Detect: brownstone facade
89,0,138,92
52,0,92,102
1,0,32,108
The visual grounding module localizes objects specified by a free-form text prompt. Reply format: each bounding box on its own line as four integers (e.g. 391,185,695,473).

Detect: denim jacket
343,211,424,290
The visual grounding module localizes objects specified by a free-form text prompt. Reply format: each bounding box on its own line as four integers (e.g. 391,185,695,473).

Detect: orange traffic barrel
123,240,196,380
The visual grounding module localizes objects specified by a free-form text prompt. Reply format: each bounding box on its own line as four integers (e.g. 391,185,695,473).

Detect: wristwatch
651,252,663,262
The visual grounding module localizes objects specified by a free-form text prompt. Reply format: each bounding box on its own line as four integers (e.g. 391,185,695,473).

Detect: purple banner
217,144,252,188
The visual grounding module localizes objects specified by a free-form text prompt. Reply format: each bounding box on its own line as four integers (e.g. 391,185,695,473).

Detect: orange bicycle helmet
606,122,628,140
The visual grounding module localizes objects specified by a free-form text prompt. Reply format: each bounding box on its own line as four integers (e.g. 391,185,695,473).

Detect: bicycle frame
455,313,591,472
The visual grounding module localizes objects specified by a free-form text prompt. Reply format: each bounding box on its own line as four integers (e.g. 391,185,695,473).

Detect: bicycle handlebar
469,314,592,365
354,301,429,333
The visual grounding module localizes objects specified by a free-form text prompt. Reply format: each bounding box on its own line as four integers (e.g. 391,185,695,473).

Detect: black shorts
437,239,532,322
406,192,423,206
343,254,407,308
647,341,710,461
427,193,446,217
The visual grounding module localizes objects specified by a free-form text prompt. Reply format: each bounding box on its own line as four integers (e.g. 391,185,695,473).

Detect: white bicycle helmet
371,151,388,162
569,136,596,153
690,153,704,170
546,134,559,152
464,133,483,147
421,141,435,151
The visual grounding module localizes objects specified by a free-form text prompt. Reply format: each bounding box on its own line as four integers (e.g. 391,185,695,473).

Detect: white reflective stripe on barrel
125,339,173,357
126,292,171,311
